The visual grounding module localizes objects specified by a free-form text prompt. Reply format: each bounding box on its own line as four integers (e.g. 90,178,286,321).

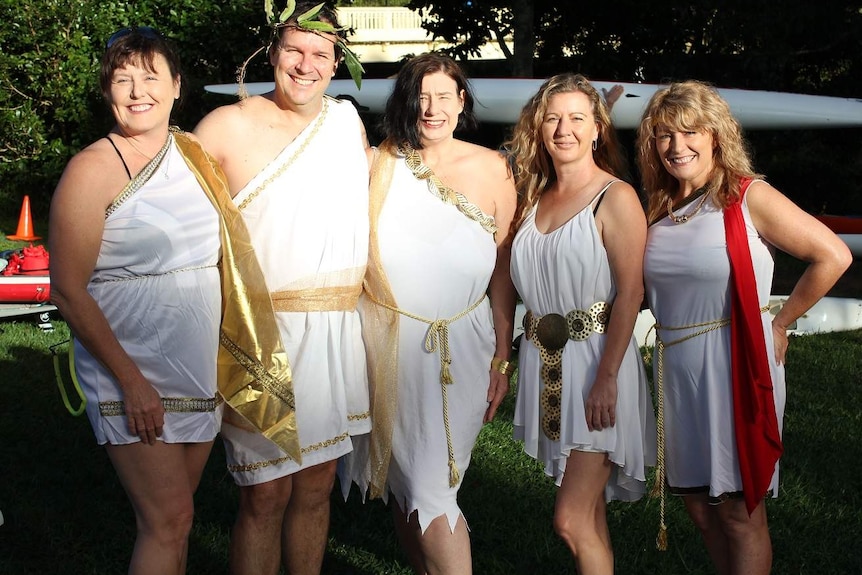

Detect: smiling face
270,26,338,110
417,71,464,146
107,53,179,137
654,126,715,190
540,91,599,167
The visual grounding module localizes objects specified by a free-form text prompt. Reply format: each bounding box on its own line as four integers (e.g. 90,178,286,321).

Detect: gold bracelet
491,357,515,377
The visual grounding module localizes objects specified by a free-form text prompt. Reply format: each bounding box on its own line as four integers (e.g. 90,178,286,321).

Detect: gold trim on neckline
238,99,330,211
398,143,497,235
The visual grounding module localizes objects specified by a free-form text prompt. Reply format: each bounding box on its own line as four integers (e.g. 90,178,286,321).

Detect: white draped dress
644,190,785,498
76,135,222,445
342,151,498,534
511,185,656,501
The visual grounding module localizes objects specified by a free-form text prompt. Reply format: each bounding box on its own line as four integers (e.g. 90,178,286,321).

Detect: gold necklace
667,189,710,224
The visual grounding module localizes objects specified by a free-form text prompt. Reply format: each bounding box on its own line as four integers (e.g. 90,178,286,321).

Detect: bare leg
392,502,427,575
107,440,213,575
554,451,614,575
683,494,730,575
282,460,338,575
229,476,294,575
418,513,472,575
716,499,772,575
391,502,472,575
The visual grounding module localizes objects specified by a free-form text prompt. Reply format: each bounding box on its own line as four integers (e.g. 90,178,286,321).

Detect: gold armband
491,357,515,377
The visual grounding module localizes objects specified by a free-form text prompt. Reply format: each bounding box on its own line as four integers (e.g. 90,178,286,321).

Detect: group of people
48,3,852,575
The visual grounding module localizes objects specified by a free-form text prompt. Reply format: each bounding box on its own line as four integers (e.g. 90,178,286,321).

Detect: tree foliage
0,0,266,213
1,0,861,215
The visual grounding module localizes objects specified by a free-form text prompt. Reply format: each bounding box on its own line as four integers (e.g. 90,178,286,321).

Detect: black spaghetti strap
592,179,619,216
105,135,132,180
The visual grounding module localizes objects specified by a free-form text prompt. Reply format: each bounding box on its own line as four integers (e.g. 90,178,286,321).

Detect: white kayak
205,78,862,129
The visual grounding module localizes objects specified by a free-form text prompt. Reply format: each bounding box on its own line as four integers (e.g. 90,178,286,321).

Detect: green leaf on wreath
296,2,325,24
278,0,297,23
343,48,365,90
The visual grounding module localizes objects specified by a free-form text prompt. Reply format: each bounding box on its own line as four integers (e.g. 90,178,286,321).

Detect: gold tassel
656,525,668,551
448,458,460,488
441,362,453,385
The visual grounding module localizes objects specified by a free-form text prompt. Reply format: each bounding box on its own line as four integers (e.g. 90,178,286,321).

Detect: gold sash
360,143,400,499
173,129,301,464
271,284,362,312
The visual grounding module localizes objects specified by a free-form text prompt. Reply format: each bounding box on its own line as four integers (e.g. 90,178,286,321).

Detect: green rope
51,340,86,416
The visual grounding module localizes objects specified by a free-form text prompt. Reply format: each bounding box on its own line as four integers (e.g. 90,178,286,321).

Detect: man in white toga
195,3,371,574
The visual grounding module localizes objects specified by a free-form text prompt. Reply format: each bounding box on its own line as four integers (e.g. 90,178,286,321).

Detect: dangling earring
592,139,598,151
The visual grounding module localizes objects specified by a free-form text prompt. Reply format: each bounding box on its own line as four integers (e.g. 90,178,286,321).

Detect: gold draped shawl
361,143,400,499
173,129,301,464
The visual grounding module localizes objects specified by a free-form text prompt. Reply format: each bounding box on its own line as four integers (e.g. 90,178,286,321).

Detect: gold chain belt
524,302,612,441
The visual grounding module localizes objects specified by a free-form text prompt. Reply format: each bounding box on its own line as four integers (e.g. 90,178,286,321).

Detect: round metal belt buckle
566,309,593,341
588,301,612,334
535,313,569,351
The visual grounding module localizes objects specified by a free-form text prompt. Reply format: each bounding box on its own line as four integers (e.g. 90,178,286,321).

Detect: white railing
340,6,427,31
338,6,511,63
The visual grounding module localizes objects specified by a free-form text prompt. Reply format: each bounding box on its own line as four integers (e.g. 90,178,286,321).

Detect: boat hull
206,79,862,129
0,274,51,303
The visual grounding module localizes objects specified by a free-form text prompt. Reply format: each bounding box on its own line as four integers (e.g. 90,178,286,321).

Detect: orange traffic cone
7,195,41,241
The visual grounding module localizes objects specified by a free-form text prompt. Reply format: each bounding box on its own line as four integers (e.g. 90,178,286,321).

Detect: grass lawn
1,224,861,574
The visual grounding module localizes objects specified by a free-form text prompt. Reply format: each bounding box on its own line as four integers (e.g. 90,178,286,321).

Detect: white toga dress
643,189,785,499
342,150,498,534
75,135,222,445
221,97,371,485
511,184,656,501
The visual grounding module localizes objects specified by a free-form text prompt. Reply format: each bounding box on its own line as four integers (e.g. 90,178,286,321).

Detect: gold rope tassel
369,294,485,489
647,310,764,552
442,380,461,487
652,341,668,550
425,318,460,486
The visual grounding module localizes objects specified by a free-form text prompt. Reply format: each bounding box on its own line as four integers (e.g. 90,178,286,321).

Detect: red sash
723,178,783,515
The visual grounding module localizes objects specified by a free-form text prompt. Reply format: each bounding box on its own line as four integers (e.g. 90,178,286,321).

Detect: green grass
2,226,860,573
0,312,860,574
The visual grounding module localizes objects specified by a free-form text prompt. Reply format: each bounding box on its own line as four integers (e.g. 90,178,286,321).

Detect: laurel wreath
236,0,364,98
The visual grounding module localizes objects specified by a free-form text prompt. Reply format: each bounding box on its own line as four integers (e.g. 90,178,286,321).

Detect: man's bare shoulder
197,96,274,136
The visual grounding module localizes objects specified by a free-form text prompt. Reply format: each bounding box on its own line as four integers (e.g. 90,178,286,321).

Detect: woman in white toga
636,80,850,574
341,52,517,575
48,27,228,575
506,73,656,575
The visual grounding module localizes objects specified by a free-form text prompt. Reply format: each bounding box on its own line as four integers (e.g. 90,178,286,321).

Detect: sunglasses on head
106,26,161,49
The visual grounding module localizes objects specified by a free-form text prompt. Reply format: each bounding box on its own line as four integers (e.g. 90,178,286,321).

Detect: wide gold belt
524,301,612,349
525,302,611,441
271,284,362,312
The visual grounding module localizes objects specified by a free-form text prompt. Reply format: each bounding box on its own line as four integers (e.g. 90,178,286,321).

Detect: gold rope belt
650,305,770,550
271,284,362,312
524,302,611,441
367,293,487,488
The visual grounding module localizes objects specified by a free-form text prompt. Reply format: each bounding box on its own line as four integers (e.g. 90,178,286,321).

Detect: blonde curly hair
635,80,763,224
506,73,629,232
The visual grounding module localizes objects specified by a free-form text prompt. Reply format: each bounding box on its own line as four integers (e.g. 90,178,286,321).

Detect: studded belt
524,302,611,441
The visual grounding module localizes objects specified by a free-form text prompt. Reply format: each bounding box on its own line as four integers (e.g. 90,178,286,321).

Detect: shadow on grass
2,319,861,574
